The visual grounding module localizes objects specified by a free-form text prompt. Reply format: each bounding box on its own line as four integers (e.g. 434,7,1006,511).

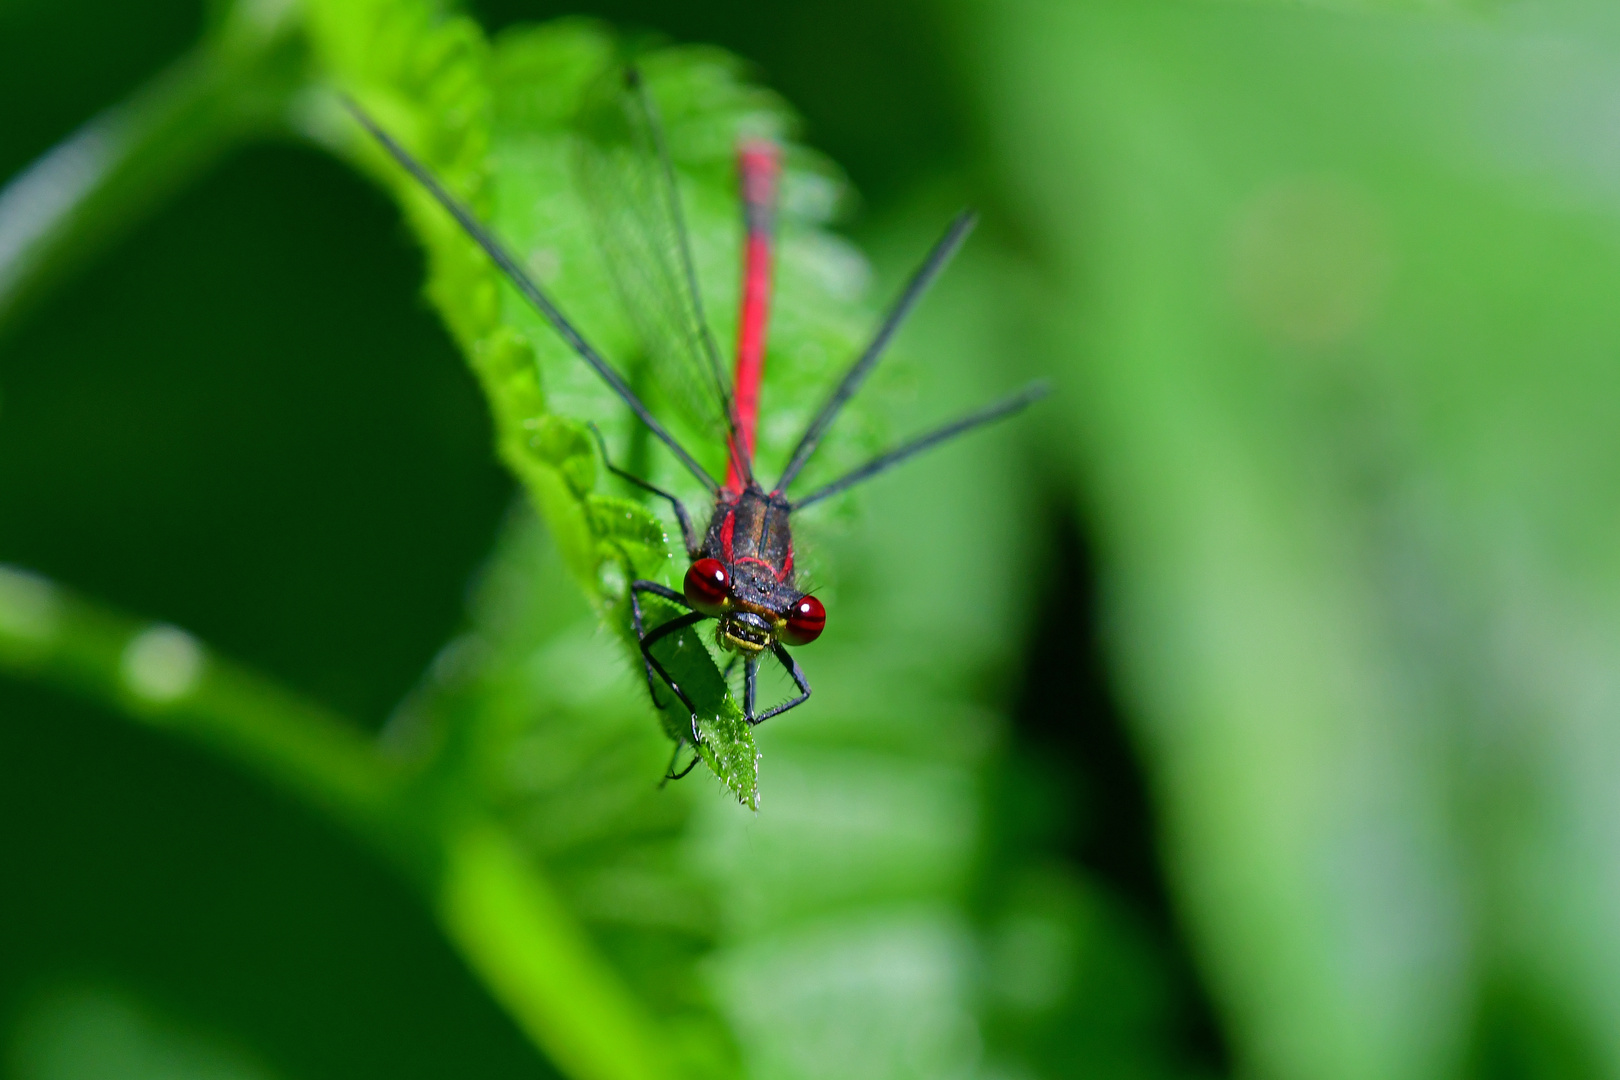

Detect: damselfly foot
658,741,702,787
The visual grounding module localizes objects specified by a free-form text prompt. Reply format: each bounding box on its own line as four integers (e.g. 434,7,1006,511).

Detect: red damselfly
346,70,1045,779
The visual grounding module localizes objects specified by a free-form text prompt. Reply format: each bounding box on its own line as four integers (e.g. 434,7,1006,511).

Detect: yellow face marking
716,609,778,654
718,628,770,654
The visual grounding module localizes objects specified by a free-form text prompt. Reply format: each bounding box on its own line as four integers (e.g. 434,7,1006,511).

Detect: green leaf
11,986,282,1080
3,2,1174,1077
0,565,397,844
400,506,742,1080
313,12,881,805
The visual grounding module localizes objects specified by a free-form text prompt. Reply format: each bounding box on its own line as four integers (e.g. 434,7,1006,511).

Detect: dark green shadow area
473,0,966,207
0,140,512,725
0,680,552,1080
0,122,527,1075
0,0,201,181
997,506,1229,1077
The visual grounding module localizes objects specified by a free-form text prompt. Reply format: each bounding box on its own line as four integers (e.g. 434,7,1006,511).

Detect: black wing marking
774,210,977,492
790,382,1048,510
343,97,719,492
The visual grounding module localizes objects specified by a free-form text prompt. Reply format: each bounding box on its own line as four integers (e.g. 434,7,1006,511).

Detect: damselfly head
686,557,826,652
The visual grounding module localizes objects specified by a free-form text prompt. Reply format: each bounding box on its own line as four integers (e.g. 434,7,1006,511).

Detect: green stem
0,564,396,845
438,824,671,1080
0,564,675,1080
0,2,307,331
0,5,709,1075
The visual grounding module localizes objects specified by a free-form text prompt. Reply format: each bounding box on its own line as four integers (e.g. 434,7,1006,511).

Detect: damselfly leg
636,603,707,743
742,654,757,720
589,424,700,558
752,643,811,725
659,740,701,786
629,579,690,706
634,577,812,737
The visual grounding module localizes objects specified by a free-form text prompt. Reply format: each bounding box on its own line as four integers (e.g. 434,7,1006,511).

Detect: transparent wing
575,66,739,458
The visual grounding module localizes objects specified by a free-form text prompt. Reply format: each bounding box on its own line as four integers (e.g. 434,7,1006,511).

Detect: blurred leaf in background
949,0,1620,1077
11,986,280,1080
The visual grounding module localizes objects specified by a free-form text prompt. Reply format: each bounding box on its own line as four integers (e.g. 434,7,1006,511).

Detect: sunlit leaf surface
959,0,1620,1076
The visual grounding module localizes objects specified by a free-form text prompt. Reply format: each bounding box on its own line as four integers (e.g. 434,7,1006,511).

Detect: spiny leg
743,654,760,724
665,749,701,783
657,740,702,787
630,579,688,709
788,382,1048,511
640,609,708,744
657,739,683,787
343,100,720,492
753,642,812,726
591,423,701,558
774,212,978,492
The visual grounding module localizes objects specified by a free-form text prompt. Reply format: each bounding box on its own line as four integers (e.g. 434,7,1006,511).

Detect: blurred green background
5,0,1620,1078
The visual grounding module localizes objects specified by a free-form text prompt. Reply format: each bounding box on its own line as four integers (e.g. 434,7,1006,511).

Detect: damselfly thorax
682,482,825,659
696,485,800,654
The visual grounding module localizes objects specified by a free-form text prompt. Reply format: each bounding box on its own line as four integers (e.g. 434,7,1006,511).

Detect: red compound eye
684,558,730,615
782,594,826,646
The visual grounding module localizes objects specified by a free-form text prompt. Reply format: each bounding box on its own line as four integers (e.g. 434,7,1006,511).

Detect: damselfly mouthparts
346,70,1044,778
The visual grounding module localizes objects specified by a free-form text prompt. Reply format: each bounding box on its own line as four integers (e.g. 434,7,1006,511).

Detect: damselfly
346,70,1044,776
